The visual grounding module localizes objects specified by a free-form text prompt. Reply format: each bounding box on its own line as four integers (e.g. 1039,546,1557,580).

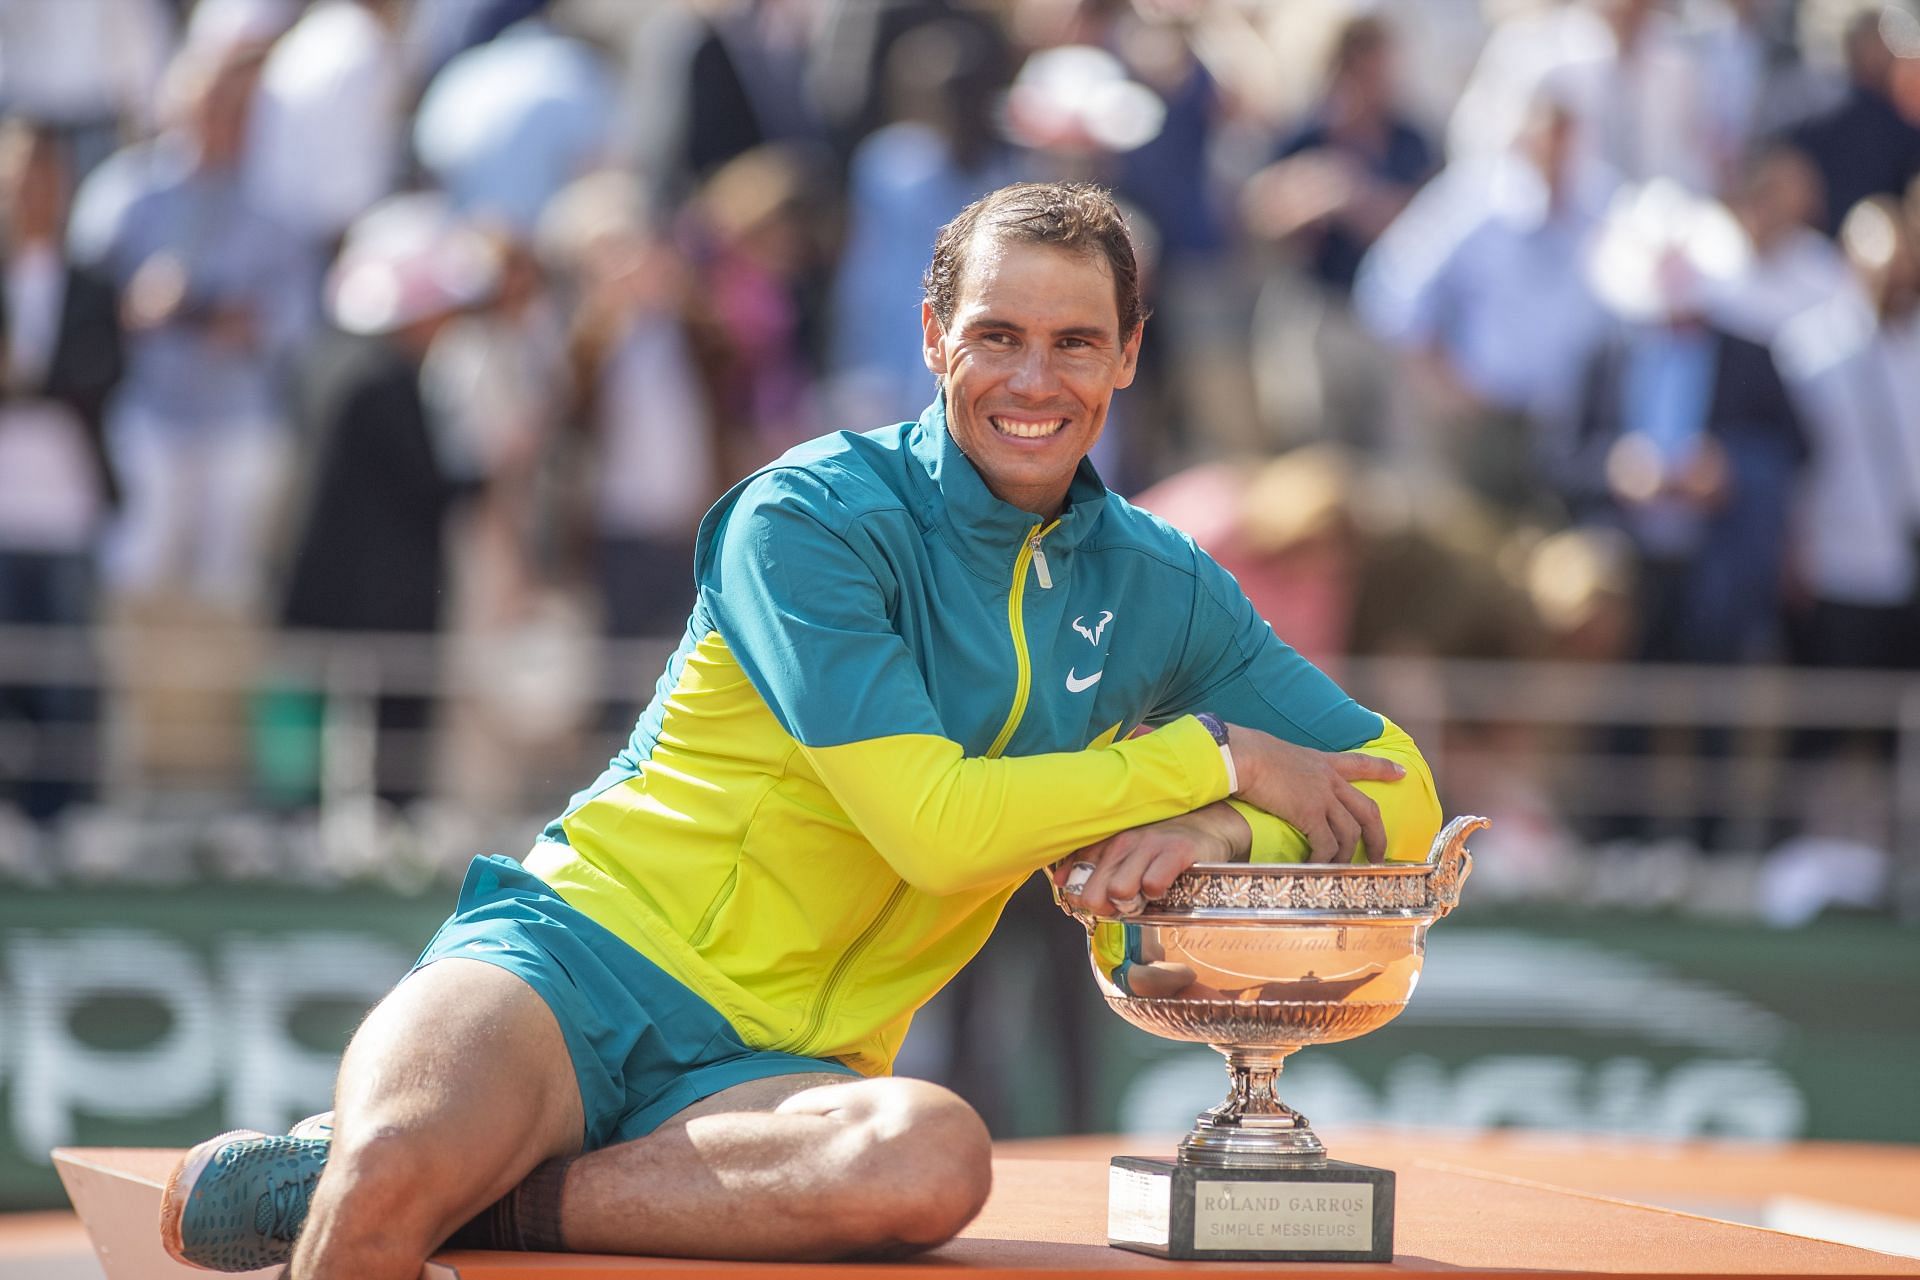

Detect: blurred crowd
3,0,1920,845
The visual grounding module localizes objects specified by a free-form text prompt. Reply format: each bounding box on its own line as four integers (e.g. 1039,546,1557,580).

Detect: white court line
1763,1196,1920,1260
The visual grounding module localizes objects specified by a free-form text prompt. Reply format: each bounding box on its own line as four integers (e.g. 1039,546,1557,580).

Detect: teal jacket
527,399,1441,1073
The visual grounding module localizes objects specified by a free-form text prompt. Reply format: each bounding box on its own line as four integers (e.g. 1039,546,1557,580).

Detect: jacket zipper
792,518,1060,1056
985,519,1058,757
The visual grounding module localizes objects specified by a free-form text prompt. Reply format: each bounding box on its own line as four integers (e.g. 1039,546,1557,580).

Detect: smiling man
159,183,1440,1278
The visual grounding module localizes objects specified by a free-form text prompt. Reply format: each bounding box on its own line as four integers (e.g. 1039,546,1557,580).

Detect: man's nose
1006,345,1061,396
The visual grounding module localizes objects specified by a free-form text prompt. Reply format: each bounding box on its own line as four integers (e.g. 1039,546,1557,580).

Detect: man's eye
982,333,1016,347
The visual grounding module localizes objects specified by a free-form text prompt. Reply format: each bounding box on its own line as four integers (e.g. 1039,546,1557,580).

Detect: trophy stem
1177,1045,1328,1168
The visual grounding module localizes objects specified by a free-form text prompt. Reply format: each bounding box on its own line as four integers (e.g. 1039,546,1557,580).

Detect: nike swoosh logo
1065,668,1103,693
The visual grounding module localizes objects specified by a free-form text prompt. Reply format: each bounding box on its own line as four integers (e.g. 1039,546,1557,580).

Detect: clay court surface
10,1130,1918,1279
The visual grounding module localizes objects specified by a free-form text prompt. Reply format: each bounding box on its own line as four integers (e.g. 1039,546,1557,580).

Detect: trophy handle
1425,814,1488,918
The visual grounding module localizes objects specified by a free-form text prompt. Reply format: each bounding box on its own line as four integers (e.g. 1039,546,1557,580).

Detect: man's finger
1339,782,1388,865
1330,751,1405,783
1328,802,1362,864
1137,837,1206,903
1054,833,1119,886
1304,817,1338,863
1083,841,1153,916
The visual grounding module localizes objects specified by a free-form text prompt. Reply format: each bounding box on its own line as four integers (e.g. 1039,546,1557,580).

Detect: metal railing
2,624,1917,915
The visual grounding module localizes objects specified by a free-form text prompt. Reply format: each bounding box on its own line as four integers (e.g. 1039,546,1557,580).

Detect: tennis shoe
159,1129,328,1272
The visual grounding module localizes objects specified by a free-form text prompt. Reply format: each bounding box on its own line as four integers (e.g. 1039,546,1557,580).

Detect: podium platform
40,1134,1920,1279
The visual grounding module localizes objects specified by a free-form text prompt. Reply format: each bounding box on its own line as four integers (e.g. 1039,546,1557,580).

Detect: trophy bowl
1061,814,1484,1173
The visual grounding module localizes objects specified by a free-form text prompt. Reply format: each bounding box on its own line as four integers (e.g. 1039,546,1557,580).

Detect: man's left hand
1053,801,1251,917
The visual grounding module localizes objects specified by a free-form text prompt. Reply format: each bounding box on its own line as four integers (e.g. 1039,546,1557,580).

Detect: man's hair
923,182,1147,337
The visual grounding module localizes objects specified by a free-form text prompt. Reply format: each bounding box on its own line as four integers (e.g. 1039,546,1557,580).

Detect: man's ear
1114,319,1145,390
921,301,948,376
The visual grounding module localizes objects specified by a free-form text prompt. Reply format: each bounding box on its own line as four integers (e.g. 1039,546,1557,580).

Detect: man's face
922,234,1141,516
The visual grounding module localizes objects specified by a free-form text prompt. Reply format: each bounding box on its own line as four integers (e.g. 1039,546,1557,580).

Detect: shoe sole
158,1129,270,1271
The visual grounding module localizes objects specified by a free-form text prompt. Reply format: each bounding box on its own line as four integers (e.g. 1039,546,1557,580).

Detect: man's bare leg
293,963,992,1276
290,958,586,1280
558,1073,994,1261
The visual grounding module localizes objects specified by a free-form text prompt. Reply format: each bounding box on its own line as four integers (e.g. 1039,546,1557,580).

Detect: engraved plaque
1193,1179,1373,1252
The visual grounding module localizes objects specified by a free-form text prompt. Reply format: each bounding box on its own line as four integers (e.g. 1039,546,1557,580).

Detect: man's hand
1053,801,1250,917
1227,726,1401,864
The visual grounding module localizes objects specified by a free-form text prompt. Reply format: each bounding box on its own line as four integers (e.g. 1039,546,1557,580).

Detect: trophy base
1107,1155,1394,1262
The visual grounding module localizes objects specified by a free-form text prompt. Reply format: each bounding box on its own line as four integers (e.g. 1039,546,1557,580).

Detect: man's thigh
335,956,586,1167
655,1071,864,1127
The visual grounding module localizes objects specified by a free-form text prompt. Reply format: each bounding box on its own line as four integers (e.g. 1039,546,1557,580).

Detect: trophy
1059,814,1484,1262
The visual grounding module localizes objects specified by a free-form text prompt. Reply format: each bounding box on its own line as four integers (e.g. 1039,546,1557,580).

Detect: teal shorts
414,855,858,1151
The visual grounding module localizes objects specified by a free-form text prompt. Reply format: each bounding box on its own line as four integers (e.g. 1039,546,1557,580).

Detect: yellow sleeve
1226,717,1442,864
801,714,1232,895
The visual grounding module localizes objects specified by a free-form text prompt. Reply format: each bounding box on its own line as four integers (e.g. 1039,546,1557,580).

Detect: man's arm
1143,538,1443,866
702,474,1238,895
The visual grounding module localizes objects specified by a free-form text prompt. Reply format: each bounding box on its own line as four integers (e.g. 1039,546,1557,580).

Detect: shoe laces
254,1168,318,1242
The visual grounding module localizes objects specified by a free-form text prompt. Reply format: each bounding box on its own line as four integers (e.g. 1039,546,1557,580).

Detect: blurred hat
1588,179,1750,323
1239,445,1358,555
327,193,501,335
1004,46,1166,153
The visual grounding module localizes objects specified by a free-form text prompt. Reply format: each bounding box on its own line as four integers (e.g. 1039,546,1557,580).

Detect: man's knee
312,1126,452,1242
828,1079,992,1250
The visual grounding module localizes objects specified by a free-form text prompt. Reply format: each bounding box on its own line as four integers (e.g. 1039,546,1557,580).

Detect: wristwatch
1194,713,1238,793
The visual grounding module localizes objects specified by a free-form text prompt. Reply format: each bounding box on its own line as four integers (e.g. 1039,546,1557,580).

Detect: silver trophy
1060,815,1484,1261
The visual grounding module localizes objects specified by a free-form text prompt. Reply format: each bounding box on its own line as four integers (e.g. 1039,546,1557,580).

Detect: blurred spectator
70,38,311,613
406,0,551,80
828,18,1017,428
1252,16,1437,295
543,172,725,641
809,0,1003,163
1132,449,1361,669
691,143,830,467
1776,196,1920,669
1686,0,1833,190
247,0,407,249
1567,180,1807,664
1523,524,1639,662
1134,446,1541,667
1108,4,1259,465
280,195,501,802
624,0,827,199
182,0,297,53
0,0,174,177
422,224,591,815
0,118,122,820
1709,144,1855,343
1245,13,1437,452
413,15,616,235
1790,6,1920,236
420,228,569,618
1449,0,1713,192
1356,93,1612,514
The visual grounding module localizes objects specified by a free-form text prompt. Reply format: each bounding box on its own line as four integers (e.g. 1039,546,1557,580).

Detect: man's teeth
991,417,1066,438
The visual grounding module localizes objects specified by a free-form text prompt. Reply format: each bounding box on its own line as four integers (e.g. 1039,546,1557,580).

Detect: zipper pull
1031,534,1053,589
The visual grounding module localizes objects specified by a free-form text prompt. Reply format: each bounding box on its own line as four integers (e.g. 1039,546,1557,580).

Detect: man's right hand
1225,724,1401,864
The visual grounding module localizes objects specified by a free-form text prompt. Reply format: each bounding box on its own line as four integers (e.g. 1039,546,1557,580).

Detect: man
1790,8,1920,238
1776,195,1920,670
277,194,501,805
1245,13,1437,453
1357,91,1613,514
1565,181,1808,665
160,183,1441,1276
70,35,310,612
0,116,123,822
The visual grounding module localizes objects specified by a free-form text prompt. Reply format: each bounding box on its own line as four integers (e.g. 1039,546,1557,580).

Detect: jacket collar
907,396,1108,577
